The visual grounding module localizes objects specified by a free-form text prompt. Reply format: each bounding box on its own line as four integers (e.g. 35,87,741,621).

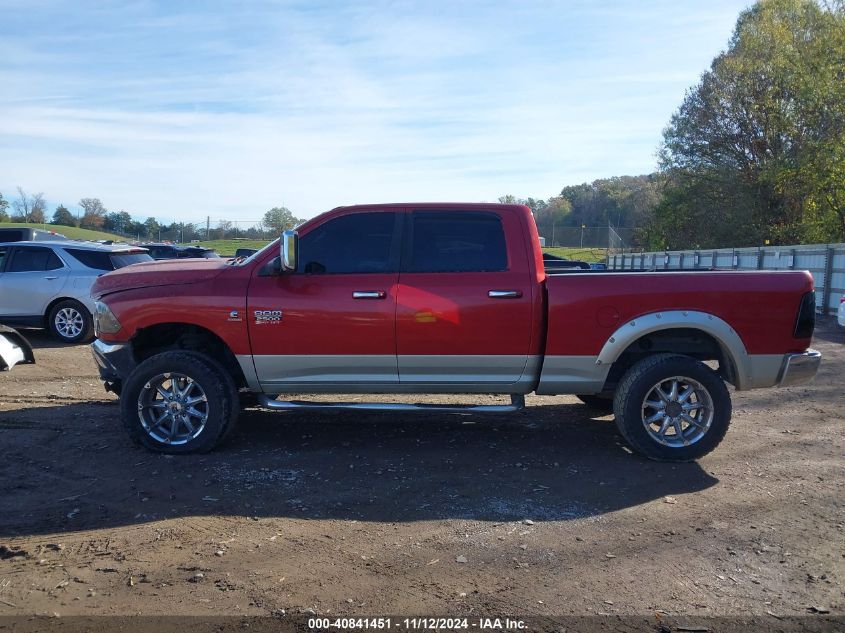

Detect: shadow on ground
8,328,82,351
812,315,845,345
0,400,718,537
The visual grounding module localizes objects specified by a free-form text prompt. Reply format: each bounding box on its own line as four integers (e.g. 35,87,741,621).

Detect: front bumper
778,348,822,387
91,339,135,384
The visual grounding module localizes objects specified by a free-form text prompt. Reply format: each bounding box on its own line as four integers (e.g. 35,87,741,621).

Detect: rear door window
405,211,508,273
8,247,64,272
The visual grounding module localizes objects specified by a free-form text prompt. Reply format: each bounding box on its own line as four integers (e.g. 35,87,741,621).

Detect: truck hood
92,258,230,298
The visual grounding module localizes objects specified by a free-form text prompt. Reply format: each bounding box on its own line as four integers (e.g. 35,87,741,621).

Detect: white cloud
0,0,750,223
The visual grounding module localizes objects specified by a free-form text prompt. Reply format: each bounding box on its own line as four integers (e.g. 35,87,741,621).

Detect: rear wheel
613,354,731,461
48,299,93,344
120,351,238,454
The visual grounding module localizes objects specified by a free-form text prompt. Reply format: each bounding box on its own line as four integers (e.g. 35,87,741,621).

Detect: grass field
542,246,607,263
193,239,270,255
0,222,126,242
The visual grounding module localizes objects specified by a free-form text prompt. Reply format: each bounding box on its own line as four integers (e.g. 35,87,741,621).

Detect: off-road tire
120,351,239,454
613,353,731,462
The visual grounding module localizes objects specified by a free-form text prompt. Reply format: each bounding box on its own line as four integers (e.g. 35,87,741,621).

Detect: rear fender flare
596,310,750,389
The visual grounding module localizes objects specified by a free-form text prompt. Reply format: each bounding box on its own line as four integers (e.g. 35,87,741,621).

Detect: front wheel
120,351,238,454
613,354,731,462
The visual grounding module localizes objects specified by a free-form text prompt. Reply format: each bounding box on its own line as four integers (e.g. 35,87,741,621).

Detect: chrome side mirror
281,229,298,272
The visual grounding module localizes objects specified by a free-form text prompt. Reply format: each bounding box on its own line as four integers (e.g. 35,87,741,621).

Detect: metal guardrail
607,243,845,315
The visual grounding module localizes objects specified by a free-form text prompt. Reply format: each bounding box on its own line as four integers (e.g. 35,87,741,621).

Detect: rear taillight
794,292,816,339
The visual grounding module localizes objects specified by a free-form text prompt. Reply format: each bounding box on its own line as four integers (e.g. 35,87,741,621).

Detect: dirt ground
0,322,842,623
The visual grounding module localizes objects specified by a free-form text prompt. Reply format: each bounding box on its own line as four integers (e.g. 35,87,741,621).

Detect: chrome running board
257,394,525,413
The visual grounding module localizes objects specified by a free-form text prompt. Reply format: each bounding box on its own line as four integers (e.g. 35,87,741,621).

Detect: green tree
533,197,572,245
143,217,160,239
262,206,302,234
51,204,76,227
127,220,145,238
646,0,845,249
0,192,9,221
103,211,133,234
560,175,662,230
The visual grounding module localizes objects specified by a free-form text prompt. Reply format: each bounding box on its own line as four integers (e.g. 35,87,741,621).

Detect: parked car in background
838,296,845,327
0,241,152,343
0,227,68,242
136,243,220,260
0,325,34,371
589,262,607,270
542,253,591,271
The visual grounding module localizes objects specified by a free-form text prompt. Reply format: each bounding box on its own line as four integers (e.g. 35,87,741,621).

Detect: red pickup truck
90,203,821,461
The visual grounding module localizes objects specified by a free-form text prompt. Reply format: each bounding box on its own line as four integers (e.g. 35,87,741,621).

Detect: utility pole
206,216,210,240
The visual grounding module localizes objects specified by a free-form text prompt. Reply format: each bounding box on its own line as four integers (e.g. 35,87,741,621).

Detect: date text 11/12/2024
308,618,527,630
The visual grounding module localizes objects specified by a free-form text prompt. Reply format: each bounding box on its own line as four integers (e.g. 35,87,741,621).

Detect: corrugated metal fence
607,243,845,315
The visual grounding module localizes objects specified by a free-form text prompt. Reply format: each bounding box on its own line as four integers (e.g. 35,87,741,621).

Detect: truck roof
330,202,528,212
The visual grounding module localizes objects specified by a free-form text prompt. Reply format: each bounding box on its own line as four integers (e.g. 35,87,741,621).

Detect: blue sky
0,0,751,224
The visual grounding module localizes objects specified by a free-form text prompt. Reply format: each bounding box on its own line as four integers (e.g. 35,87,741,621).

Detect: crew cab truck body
90,203,821,460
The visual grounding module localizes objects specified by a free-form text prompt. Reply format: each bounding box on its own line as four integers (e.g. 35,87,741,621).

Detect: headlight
94,301,122,335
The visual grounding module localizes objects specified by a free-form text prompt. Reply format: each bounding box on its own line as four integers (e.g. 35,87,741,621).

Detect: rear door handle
44,276,58,280
352,291,387,300
488,290,522,299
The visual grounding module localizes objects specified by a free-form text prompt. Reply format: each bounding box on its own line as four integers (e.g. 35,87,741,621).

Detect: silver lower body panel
744,351,821,389
534,355,608,395
242,354,540,394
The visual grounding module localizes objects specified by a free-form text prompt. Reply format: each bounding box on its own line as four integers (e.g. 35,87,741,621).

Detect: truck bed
536,269,814,395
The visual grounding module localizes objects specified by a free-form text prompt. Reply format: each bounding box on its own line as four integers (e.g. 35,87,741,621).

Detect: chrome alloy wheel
137,372,209,445
640,376,714,448
55,307,84,339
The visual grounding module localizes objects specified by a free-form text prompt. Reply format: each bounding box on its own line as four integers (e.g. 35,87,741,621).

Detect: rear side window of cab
406,211,507,273
63,248,115,271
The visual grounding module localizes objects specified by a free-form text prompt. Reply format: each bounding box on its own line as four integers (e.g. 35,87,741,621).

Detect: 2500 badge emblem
254,310,283,324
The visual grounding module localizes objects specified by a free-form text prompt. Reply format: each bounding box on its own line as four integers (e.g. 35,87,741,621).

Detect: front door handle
488,290,522,299
44,276,58,280
352,291,387,300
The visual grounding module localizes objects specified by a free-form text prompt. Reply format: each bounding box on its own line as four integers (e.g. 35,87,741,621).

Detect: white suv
0,241,151,343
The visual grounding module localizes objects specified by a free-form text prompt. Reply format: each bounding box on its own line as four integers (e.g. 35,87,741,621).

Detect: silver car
0,241,151,343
